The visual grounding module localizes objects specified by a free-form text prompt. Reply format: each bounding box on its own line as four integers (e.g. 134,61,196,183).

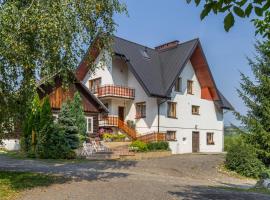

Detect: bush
36,123,71,159
225,139,266,178
224,134,241,152
129,140,148,152
147,141,170,151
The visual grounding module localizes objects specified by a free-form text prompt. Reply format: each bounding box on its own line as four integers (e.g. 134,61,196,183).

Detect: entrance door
192,132,200,153
118,107,125,121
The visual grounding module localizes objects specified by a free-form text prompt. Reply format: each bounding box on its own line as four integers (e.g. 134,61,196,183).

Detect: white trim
86,117,94,134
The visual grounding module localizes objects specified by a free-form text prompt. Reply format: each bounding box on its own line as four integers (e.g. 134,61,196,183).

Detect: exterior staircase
99,116,166,143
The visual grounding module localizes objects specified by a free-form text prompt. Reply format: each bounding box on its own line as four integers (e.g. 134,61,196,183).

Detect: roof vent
155,40,179,52
141,47,151,59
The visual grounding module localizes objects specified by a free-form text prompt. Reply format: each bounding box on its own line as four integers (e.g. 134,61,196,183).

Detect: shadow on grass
168,184,270,200
0,153,137,182
0,171,68,191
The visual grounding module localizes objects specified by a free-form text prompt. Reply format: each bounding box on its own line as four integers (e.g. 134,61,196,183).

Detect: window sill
192,113,200,116
167,116,177,119
167,139,177,142
135,116,146,119
207,143,215,145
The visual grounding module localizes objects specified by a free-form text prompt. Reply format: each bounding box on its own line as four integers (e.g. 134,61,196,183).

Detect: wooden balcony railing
137,132,166,143
97,85,135,99
99,116,119,127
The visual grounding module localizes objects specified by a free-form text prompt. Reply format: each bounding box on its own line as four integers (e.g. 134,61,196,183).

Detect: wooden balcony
97,85,135,99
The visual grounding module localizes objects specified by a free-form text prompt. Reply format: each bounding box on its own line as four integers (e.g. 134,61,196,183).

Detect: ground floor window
135,102,146,118
86,117,94,134
166,131,176,141
206,132,214,145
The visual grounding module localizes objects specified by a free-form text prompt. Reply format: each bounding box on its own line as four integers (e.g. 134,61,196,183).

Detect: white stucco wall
83,52,224,154
82,51,114,88
159,61,224,154
1,139,20,151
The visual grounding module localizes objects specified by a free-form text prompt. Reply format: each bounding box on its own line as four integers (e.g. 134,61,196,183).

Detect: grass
0,150,89,164
0,171,67,200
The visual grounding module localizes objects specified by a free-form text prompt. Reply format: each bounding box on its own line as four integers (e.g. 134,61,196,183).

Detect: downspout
157,98,168,133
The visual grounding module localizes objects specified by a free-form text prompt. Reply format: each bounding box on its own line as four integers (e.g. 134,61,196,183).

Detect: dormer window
140,48,150,60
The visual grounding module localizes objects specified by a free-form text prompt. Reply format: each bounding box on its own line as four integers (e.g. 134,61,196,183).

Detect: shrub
36,123,71,159
129,140,148,152
225,139,266,178
224,134,241,152
102,133,114,141
147,141,170,151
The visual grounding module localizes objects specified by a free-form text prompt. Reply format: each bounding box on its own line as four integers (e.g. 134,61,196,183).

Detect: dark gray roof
113,36,198,97
111,36,233,110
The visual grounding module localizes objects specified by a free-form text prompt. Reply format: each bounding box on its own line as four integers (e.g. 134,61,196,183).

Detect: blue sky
113,0,258,125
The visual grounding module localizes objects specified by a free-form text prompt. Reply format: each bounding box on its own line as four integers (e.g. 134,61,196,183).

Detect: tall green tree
21,93,41,153
58,100,80,150
70,92,87,139
235,41,270,165
0,0,126,139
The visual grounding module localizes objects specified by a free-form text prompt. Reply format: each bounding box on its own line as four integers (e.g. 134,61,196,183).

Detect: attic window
141,48,150,60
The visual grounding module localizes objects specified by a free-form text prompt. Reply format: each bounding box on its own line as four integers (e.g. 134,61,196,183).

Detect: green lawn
0,171,66,200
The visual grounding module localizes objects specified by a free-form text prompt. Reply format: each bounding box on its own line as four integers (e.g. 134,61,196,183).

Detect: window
166,131,176,141
89,78,101,93
167,102,177,118
207,132,215,145
52,114,58,122
175,77,182,92
86,117,94,134
192,105,200,115
136,102,146,118
187,80,193,94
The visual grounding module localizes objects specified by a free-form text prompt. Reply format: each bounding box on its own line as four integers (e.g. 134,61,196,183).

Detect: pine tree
70,92,86,136
21,93,41,154
36,96,54,157
235,41,270,165
58,100,79,150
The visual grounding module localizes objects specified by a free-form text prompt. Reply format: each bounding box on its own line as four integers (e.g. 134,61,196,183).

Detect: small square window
192,105,200,115
166,131,176,141
207,132,215,145
89,78,101,93
86,117,94,134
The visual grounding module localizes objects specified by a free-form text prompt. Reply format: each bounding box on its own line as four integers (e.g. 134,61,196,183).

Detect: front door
118,106,125,121
192,132,200,153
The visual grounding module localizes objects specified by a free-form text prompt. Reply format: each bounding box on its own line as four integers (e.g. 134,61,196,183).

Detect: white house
76,36,233,154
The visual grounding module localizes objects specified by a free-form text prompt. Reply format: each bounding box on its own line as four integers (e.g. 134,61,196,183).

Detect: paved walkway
1,154,269,200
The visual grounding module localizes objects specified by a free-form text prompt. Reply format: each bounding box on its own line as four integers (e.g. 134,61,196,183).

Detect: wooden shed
37,72,108,137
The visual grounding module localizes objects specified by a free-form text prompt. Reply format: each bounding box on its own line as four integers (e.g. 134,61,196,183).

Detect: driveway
0,154,269,200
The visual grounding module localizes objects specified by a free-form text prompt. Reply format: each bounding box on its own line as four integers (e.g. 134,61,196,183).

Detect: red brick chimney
155,40,179,52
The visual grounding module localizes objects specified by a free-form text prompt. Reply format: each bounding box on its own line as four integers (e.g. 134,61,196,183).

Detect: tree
21,93,41,153
235,41,270,165
58,101,80,150
0,0,126,139
186,0,270,36
70,92,86,135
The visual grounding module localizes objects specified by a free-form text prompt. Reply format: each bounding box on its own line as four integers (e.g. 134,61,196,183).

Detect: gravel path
1,153,269,200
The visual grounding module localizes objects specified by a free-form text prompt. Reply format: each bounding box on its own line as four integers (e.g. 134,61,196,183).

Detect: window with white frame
52,114,58,122
86,117,94,134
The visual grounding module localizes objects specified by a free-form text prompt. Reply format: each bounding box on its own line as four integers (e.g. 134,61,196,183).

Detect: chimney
155,40,179,52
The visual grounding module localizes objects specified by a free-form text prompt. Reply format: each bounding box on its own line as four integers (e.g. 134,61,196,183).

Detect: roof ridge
113,35,154,50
